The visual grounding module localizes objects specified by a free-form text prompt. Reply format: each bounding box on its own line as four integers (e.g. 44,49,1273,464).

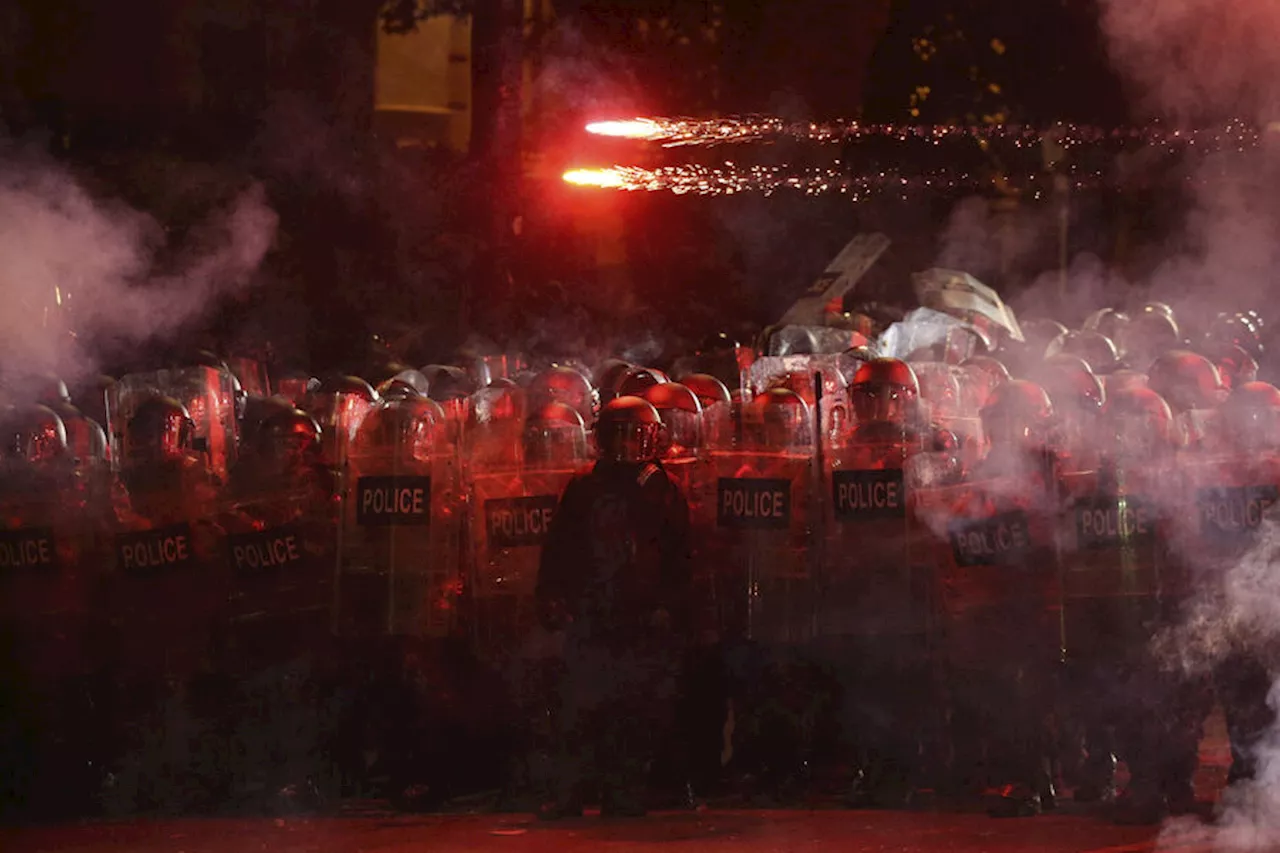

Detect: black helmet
126,395,196,465
594,396,666,464
257,407,322,467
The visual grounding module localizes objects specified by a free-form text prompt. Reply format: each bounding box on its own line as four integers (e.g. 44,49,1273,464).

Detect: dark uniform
535,396,693,818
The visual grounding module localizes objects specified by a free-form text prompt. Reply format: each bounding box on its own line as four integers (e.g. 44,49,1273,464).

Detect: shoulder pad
637,463,663,487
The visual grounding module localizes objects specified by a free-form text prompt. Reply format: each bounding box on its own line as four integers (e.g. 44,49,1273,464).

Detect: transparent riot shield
917,361,982,468
917,472,1064,796
1058,466,1165,662
107,476,229,684
821,434,947,645
99,465,231,814
461,387,525,478
1173,447,1280,810
219,478,339,804
922,474,1063,671
1177,451,1280,608
1056,460,1171,796
224,356,271,399
476,353,527,383
819,425,956,792
466,461,585,663
334,400,473,800
704,401,817,647
107,366,240,483
0,475,93,684
665,451,718,643
0,466,116,812
336,402,463,640
222,483,337,677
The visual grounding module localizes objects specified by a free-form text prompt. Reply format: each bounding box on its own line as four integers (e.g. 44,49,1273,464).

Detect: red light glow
562,168,629,188
584,119,666,141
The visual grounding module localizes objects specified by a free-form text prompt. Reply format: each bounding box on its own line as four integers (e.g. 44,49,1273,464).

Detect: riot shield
333,401,479,800
923,361,983,469
0,470,108,813
336,407,463,641
918,471,1063,799
218,477,339,807
821,436,946,643
0,475,96,686
1058,467,1164,661
99,466,231,814
925,475,1062,668
224,356,271,399
108,476,228,682
663,453,718,644
704,403,816,647
1170,452,1268,603
466,462,584,662
817,429,953,796
1176,449,1280,800
222,482,337,677
1056,462,1171,798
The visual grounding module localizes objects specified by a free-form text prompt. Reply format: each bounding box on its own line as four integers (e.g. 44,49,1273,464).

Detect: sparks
561,161,1206,199
582,114,1266,151
586,116,780,147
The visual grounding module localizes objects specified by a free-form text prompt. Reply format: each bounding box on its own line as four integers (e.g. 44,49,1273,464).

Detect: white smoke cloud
1152,508,1280,850
1099,0,1280,124
1143,151,1280,331
1096,0,1280,328
1092,0,1280,844
532,20,645,118
0,147,277,386
935,195,1052,284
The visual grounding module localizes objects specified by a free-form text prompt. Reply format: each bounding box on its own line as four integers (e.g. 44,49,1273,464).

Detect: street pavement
3,807,1258,853
0,712,1262,853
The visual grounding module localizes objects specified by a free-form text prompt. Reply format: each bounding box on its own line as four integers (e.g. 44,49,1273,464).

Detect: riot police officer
938,380,1062,816
535,396,693,819
1207,383,1280,790
1058,387,1175,813
823,358,952,805
104,394,228,813
0,404,99,817
223,406,338,810
303,375,379,472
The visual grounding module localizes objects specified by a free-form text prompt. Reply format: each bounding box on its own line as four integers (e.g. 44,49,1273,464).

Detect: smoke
927,194,1122,332
1098,0,1280,125
1151,509,1280,850
0,145,277,386
1089,0,1280,843
1142,151,1280,333
924,0,1280,337
1093,0,1280,327
935,196,1053,285
532,20,646,118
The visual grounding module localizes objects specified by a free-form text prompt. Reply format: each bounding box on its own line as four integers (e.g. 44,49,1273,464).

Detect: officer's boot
1074,743,1118,804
